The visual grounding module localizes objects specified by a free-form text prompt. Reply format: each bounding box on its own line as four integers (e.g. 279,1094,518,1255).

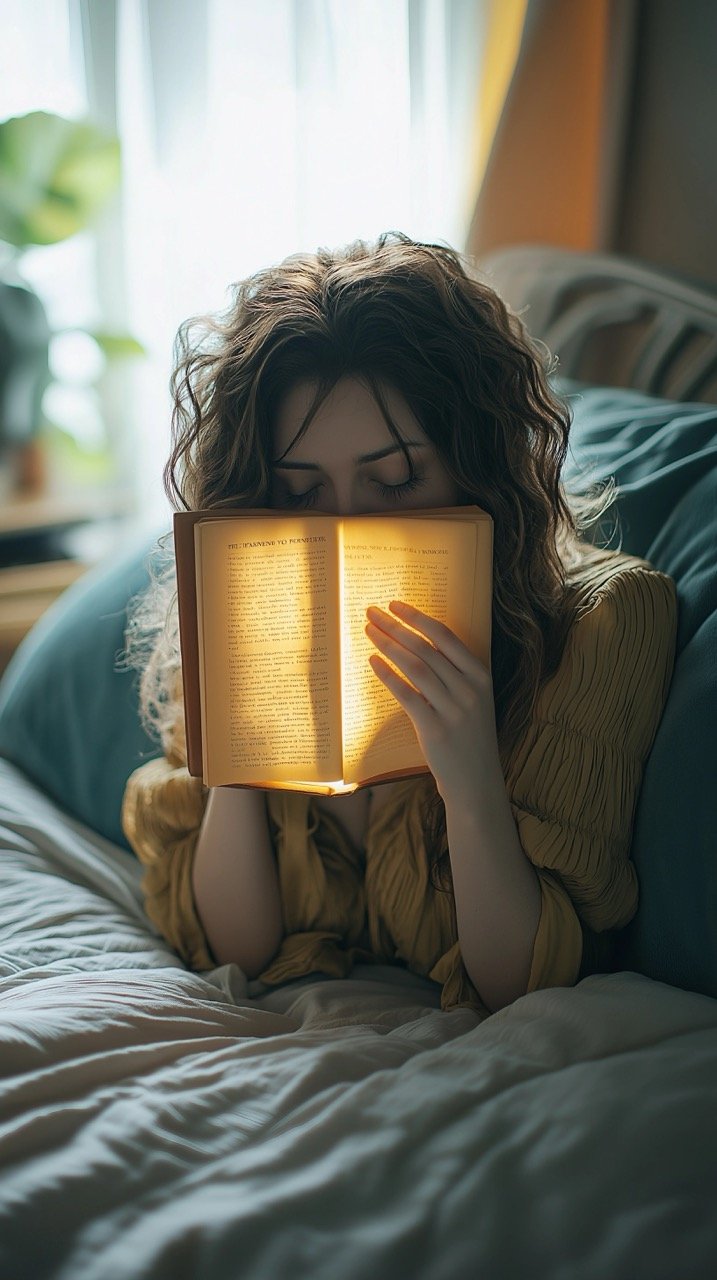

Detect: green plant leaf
89,331,146,360
40,416,114,484
0,111,121,247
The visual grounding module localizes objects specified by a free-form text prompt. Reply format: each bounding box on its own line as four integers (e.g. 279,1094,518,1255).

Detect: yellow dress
121,551,678,1019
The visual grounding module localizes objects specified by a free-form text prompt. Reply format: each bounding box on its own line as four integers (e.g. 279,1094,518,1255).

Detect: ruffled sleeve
505,560,678,993
121,747,214,971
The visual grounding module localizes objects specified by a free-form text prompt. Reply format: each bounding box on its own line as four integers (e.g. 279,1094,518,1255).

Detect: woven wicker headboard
480,245,717,404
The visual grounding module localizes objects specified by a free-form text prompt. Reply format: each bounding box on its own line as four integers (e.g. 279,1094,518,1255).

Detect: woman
120,231,677,1020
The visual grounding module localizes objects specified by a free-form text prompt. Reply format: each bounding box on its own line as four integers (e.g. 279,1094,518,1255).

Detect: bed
0,246,715,1279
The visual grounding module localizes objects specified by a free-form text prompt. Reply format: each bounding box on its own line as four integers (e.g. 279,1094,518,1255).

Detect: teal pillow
0,529,164,850
559,379,717,999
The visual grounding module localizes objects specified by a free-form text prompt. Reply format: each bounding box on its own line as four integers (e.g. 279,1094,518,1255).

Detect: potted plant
0,109,142,500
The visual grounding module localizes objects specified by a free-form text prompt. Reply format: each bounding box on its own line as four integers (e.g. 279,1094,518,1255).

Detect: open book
174,506,493,793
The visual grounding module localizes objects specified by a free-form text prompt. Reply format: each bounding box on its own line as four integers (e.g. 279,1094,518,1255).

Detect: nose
330,497,378,516
332,496,360,516
322,478,364,516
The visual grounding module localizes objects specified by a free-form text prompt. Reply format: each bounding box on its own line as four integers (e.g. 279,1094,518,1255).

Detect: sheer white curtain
4,0,487,526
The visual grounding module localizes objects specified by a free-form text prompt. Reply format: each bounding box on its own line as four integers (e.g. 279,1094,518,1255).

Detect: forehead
272,377,425,462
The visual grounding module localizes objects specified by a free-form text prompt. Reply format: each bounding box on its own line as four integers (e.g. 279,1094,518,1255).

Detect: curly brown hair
121,230,617,892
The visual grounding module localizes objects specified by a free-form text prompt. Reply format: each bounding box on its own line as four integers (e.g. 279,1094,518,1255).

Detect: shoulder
565,546,677,631
537,549,678,748
567,550,677,681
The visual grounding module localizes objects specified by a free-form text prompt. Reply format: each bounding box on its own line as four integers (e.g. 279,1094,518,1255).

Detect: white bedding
1,757,716,1280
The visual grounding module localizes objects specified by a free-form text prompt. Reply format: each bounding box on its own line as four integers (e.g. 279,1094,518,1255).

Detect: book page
340,518,478,784
196,517,342,786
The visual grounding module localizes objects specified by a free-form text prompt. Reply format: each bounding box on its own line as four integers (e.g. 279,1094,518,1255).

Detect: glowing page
196,516,343,788
339,517,479,786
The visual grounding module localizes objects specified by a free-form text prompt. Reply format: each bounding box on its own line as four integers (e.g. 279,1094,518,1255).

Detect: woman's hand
365,601,503,808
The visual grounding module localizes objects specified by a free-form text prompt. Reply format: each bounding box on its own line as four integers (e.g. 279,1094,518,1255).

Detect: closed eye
374,473,427,502
280,473,427,510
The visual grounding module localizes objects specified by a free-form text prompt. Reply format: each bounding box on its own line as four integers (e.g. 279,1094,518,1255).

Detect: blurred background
0,0,715,669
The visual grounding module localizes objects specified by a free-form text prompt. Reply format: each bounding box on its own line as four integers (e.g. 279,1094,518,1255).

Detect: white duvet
0,757,715,1280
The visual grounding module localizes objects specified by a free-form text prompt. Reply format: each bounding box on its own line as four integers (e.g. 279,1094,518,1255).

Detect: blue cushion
558,379,717,999
0,529,164,850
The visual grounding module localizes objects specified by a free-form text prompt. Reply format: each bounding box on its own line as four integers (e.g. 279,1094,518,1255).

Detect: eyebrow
271,442,426,470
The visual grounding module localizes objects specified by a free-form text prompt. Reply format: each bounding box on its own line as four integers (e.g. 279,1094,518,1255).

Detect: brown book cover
174,506,492,789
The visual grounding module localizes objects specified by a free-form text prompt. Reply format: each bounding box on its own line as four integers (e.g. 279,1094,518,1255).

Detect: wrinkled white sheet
1,757,716,1280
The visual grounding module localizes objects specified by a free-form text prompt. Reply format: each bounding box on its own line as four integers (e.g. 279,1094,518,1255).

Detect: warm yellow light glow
189,507,490,791
251,779,356,795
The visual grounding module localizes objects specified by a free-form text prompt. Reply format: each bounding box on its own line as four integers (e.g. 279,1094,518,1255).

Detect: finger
365,605,473,699
387,601,485,671
365,621,455,714
368,653,438,724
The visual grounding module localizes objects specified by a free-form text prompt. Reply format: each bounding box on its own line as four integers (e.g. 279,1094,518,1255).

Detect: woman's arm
442,766,541,1012
366,569,678,1014
366,600,539,1010
191,787,283,977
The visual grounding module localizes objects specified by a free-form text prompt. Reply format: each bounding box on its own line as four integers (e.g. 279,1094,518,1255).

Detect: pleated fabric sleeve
121,748,215,972
503,562,678,996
